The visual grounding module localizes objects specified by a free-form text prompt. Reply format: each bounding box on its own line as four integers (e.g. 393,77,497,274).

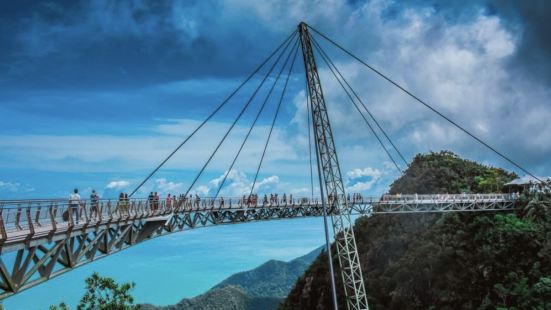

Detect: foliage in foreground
50,272,140,310
280,151,551,309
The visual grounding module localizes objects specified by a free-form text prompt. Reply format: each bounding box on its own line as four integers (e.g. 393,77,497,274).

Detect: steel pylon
298,22,370,310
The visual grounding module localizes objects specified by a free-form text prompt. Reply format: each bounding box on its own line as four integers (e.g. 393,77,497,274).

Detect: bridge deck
0,194,516,252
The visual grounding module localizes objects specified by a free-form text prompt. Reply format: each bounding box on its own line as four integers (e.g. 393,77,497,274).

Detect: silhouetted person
124,193,130,215
90,190,100,220
69,188,81,225
148,192,154,211
117,192,124,216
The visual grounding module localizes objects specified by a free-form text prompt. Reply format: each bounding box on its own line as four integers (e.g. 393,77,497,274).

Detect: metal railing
0,193,517,238
378,193,516,203
0,196,329,237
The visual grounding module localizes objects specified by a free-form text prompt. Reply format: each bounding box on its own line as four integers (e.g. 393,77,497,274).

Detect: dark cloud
0,1,288,90
3,0,549,91
487,1,551,82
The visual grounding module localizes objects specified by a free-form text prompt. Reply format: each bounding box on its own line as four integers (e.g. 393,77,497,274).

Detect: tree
51,273,140,310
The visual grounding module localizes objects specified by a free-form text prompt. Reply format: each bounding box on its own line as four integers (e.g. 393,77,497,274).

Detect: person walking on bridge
154,192,159,212
90,190,100,220
117,193,124,217
69,188,81,225
148,192,154,211
123,193,130,216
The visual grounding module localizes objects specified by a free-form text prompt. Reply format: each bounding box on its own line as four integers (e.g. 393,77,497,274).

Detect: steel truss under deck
0,199,340,299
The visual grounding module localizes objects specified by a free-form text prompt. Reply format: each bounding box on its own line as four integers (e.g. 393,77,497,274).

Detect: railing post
81,202,89,226
108,201,113,221
0,208,7,245
15,205,22,230
49,204,57,232
26,207,35,236
35,205,42,227
97,202,103,223
68,203,74,227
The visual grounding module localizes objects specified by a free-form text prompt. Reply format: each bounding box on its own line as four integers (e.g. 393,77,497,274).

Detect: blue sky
1,0,551,308
1,0,551,200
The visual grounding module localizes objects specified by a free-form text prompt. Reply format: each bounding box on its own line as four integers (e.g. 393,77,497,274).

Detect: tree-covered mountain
280,151,551,309
213,246,323,299
142,246,322,310
142,285,281,310
389,151,516,194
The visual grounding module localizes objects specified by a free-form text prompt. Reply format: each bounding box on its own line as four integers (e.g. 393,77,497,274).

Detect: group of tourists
237,193,296,206
117,192,131,215
147,192,161,211
67,189,379,224
349,193,364,202
67,188,101,224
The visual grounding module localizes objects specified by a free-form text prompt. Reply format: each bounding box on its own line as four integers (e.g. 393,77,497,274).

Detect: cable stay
213,37,300,199
312,36,409,168
129,30,298,197
307,25,545,184
250,43,300,196
311,37,404,174
183,37,299,197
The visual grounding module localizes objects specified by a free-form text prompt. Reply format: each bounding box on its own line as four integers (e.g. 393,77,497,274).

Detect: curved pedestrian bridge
0,193,516,299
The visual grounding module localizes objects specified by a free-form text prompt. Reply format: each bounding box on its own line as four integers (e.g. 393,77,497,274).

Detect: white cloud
106,180,130,189
180,169,284,197
347,167,382,180
256,175,279,190
0,181,21,192
155,178,184,194
0,117,301,175
348,181,377,192
193,185,210,196
346,167,383,193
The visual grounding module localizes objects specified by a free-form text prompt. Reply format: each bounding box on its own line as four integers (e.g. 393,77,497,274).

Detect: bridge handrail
0,196,328,235
378,193,517,202
0,193,518,240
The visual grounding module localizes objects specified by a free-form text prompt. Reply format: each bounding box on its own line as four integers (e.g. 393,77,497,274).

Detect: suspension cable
312,36,409,168
213,38,299,199
308,25,544,183
305,76,315,200
128,30,297,197
312,38,404,174
183,36,297,197
250,43,300,196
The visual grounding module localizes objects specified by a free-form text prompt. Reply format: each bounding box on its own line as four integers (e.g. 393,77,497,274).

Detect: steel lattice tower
298,22,369,310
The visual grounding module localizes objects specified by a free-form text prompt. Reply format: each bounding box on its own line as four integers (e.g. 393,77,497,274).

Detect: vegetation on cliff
280,151,551,309
389,151,516,194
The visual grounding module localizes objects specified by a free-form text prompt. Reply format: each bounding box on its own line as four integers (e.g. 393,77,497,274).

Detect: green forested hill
213,246,323,298
280,151,551,309
389,151,516,194
142,285,281,310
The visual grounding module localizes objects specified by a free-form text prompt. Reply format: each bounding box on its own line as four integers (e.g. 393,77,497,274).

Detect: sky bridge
0,193,517,299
